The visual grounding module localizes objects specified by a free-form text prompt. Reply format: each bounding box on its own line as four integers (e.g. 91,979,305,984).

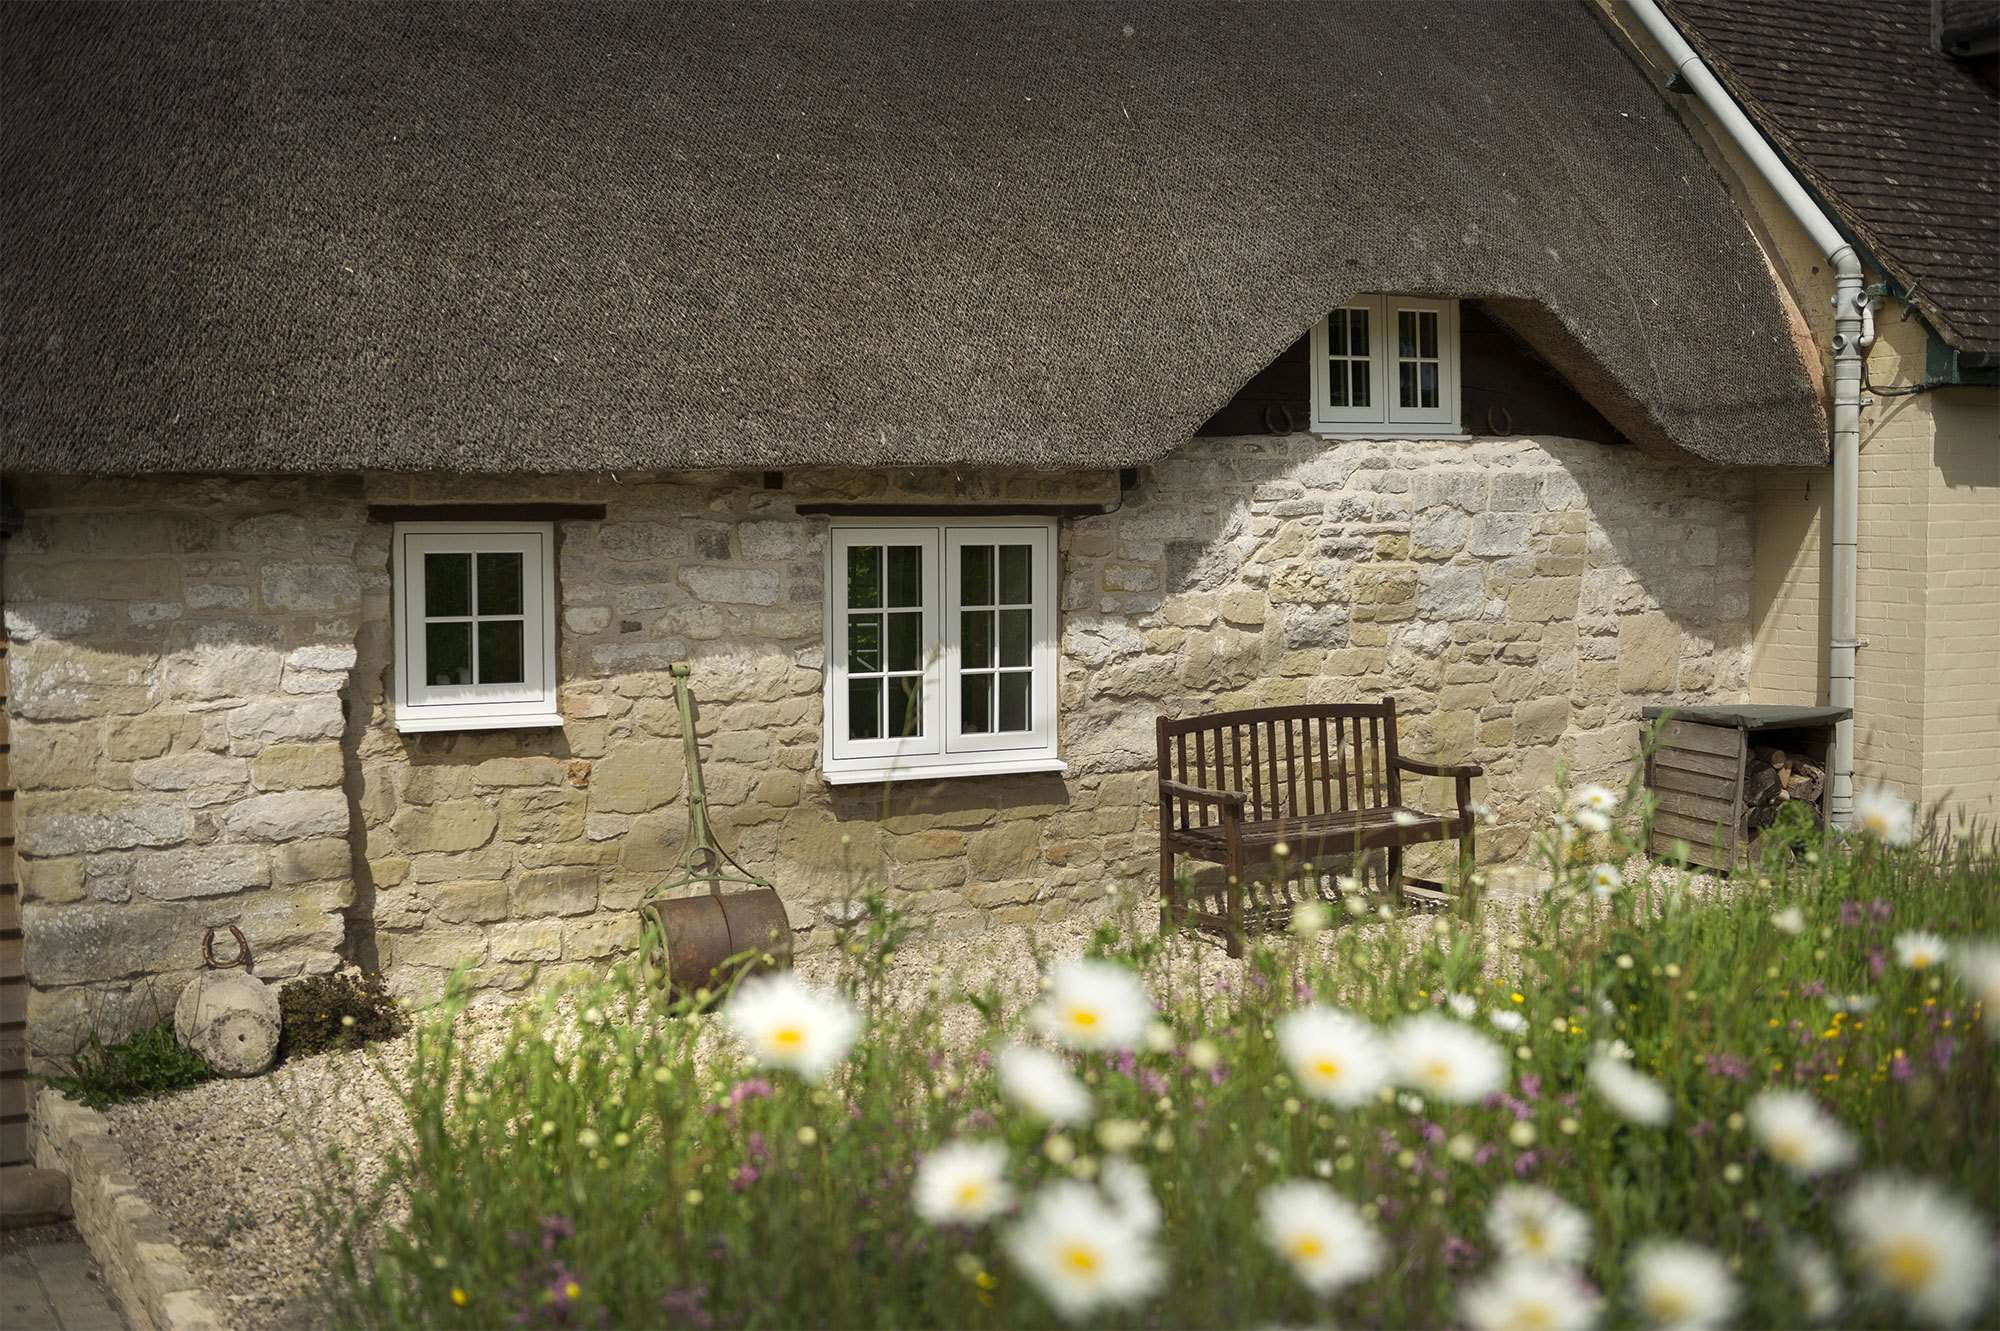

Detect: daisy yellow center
1519,1223,1547,1253
1909,953,1934,968
1311,1056,1342,1082
1423,1057,1453,1086
564,1281,581,1300
772,1026,806,1050
1880,1237,1938,1290
1059,1242,1101,1275
1067,1007,1101,1030
1511,1301,1555,1331
955,1181,986,1207
1646,1289,1691,1321
1863,812,1890,834
1285,1233,1326,1261
1771,1132,1808,1163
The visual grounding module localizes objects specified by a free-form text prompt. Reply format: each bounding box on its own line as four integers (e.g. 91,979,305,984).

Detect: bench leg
1225,871,1244,958
1387,845,1405,902
1159,846,1178,935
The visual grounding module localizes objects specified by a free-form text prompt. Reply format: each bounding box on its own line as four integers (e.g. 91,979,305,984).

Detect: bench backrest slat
1158,700,1402,822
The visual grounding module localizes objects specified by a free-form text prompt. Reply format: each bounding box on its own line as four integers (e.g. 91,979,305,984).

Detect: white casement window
392,522,560,732
1308,295,1462,437
823,518,1063,783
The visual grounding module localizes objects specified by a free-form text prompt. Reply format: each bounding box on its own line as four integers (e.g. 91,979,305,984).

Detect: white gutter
1627,0,1867,827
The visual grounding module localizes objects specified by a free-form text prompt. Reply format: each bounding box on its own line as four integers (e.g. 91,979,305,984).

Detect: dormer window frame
1308,295,1464,439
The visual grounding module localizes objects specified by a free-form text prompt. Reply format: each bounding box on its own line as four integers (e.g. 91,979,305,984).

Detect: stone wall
5,433,1753,1049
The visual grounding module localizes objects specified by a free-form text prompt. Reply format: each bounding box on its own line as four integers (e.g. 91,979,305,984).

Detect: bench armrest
1396,756,1484,778
1159,778,1247,812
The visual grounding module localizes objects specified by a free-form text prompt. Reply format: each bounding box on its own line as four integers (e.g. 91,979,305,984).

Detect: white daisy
1392,808,1422,827
1389,1014,1507,1104
1771,905,1806,936
1486,1185,1592,1267
1853,785,1916,846
1099,1157,1161,1236
1489,1009,1528,1036
1461,1259,1598,1331
1588,863,1623,902
1951,941,2000,1037
1004,1179,1163,1321
996,1044,1094,1125
1257,1180,1384,1296
1030,959,1153,1052
1784,1242,1844,1324
1277,1006,1390,1107
1588,1053,1672,1126
1893,931,1949,971
1631,1240,1737,1330
1824,992,1877,1015
1837,1174,1993,1327
1289,900,1330,937
1446,991,1480,1020
721,973,862,1083
1572,785,1618,834
912,1139,1013,1226
1747,1090,1857,1178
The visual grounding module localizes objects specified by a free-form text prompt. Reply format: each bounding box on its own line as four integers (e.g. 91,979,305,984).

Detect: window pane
847,614,882,673
476,552,523,615
847,546,881,609
477,620,525,684
1399,310,1417,358
886,545,922,608
998,545,1031,604
1350,361,1370,408
998,673,1031,732
1421,361,1439,409
424,553,470,617
889,677,923,738
1328,360,1349,408
425,621,472,686
886,611,923,672
961,544,993,606
1420,312,1438,358
1328,313,1348,356
1350,308,1369,356
961,673,992,734
998,609,1031,668
962,608,994,669
847,678,882,740
1399,361,1417,409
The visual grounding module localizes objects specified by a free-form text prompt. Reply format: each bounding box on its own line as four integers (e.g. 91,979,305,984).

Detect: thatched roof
1,1,1826,475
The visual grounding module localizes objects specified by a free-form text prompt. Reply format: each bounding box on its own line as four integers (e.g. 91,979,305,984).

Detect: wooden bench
1156,699,1480,956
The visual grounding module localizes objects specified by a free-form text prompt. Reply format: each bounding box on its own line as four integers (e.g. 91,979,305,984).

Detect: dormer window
1308,296,1462,437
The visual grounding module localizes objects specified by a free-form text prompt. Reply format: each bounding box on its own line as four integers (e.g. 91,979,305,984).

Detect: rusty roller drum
647,887,792,995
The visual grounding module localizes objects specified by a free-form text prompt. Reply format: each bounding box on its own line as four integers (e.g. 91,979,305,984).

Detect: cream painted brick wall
1923,392,2000,824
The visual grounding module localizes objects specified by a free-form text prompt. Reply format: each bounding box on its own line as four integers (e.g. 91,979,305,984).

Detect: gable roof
2,1,1826,476
1663,0,2000,357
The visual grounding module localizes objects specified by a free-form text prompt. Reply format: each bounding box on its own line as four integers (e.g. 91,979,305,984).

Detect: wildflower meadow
317,770,1998,1330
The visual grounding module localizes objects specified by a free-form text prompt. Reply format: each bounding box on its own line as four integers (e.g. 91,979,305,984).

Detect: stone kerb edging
32,1087,230,1331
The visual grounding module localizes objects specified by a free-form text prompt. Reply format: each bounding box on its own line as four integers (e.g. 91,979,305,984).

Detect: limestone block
491,921,563,964
511,866,598,917
390,800,498,853
680,566,780,606
134,846,270,900
564,606,613,634
597,523,681,561
591,639,690,671
222,789,348,842
10,642,160,720
175,971,281,1077
1505,578,1582,624
1418,566,1491,620
286,644,358,673
21,858,87,904
24,902,194,985
131,752,250,805
250,742,344,790
432,880,511,924
260,563,361,613
499,789,587,843
738,519,808,560
11,723,100,788
1616,614,1681,692
386,925,489,970
471,756,566,787
185,582,254,611
967,821,1040,879
17,793,193,857
101,713,194,761
397,765,474,805
273,836,352,885
1514,696,1572,746
226,697,343,748
588,742,682,814
564,914,641,961
1467,512,1535,558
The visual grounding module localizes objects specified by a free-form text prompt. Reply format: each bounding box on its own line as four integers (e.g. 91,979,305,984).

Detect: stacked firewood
1745,745,1827,831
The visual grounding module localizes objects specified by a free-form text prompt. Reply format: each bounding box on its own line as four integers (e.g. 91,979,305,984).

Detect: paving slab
0,1228,129,1331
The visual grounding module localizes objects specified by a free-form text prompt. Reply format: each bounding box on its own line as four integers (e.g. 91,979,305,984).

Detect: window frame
391,521,562,733
822,516,1064,784
1308,295,1463,438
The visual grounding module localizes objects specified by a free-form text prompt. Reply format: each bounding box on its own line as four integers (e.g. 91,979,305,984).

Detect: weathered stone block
967,821,1040,879
490,921,562,963
17,793,193,857
471,756,565,787
222,789,348,842
134,845,270,900
433,880,511,924
564,914,640,961
499,789,586,843
1505,578,1581,624
260,563,361,612
10,643,159,720
24,902,193,985
251,742,344,790
11,723,100,789
1616,614,1681,692
273,836,352,885
132,752,250,799
20,858,87,904
680,566,780,606
1514,695,1572,746
511,866,598,917
390,800,498,853
587,742,682,814
227,697,343,748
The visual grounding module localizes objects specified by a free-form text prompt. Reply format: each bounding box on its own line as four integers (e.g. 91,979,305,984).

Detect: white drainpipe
1628,0,1867,826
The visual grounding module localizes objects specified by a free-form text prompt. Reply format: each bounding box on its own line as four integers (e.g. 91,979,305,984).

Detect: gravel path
100,859,1712,1330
